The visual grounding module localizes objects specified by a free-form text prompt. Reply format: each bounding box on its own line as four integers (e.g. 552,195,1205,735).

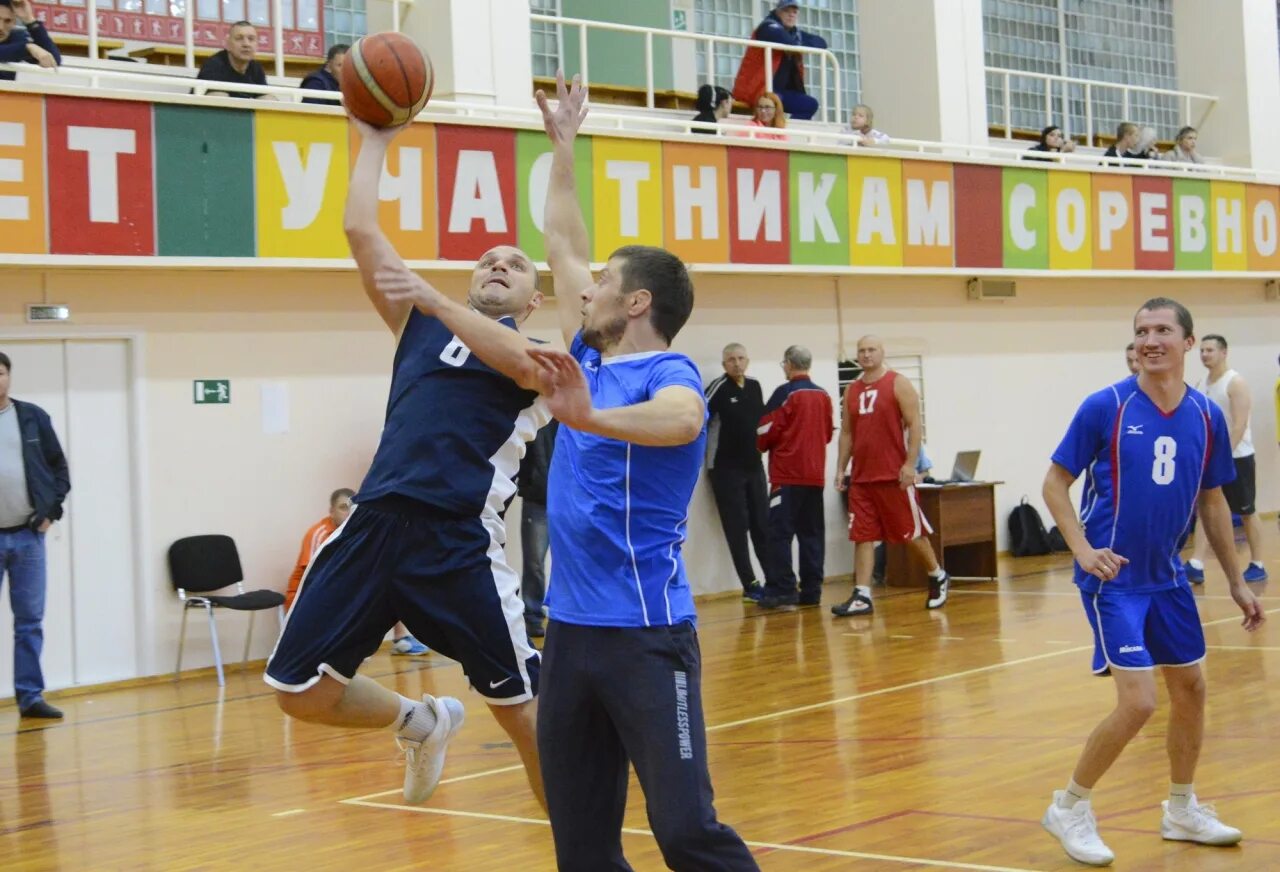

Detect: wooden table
885,482,1002,587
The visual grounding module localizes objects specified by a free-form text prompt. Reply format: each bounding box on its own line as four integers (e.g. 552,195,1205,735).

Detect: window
694,0,860,122
529,0,563,79
983,0,1179,140
324,0,364,51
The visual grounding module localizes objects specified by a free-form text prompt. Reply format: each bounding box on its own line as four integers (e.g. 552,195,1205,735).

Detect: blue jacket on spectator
11,399,70,529
299,67,339,104
0,19,61,81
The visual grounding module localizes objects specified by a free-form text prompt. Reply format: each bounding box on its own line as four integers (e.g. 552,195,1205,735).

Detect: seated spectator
736,91,787,141
0,0,60,81
1102,121,1153,164
1024,124,1075,161
285,488,428,656
691,83,732,135
197,21,277,100
732,0,826,122
1132,126,1161,161
1168,125,1203,164
299,43,347,104
841,104,889,147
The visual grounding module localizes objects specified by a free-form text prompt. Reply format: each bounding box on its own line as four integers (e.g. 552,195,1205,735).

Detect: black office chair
169,535,286,686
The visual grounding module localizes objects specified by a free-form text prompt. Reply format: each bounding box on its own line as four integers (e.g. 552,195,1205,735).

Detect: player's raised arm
535,72,595,348
344,118,413,337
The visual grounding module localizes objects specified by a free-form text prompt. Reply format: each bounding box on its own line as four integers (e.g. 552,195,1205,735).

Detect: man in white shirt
1185,334,1267,583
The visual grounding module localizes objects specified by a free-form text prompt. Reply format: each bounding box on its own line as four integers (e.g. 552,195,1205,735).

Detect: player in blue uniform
373,72,758,871
1039,297,1264,866
265,114,551,810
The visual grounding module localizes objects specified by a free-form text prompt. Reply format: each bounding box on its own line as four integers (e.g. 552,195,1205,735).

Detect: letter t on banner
47,97,155,255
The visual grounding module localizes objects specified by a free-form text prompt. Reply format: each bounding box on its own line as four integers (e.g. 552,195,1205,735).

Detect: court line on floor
951,589,1246,601
1206,645,1280,652
337,800,1046,872
340,608,1277,801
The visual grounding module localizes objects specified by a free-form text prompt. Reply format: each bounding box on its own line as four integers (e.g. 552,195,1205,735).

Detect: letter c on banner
1010,182,1037,250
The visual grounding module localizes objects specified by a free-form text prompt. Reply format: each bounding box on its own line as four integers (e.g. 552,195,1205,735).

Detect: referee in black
704,343,770,602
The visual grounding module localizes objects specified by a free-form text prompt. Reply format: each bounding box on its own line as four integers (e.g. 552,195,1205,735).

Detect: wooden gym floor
2,529,1276,871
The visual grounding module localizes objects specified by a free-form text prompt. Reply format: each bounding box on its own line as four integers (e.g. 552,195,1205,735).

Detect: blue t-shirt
1051,377,1233,595
357,310,549,520
545,334,706,628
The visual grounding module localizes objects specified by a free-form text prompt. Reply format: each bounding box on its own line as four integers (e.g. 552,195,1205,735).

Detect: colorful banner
2,93,1279,273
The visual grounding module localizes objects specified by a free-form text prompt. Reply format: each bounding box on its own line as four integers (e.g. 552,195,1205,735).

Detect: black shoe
526,622,545,639
20,700,63,719
757,591,798,609
797,591,822,607
741,582,765,603
831,587,874,617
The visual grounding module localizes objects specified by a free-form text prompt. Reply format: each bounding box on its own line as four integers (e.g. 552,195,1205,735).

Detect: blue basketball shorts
265,496,539,704
1081,584,1205,673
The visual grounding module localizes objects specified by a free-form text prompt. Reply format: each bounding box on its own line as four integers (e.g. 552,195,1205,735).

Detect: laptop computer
949,450,981,483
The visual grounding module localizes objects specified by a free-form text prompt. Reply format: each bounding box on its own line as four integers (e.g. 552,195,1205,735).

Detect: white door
0,339,137,700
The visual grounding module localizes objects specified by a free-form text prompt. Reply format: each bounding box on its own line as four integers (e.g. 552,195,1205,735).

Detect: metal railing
5,59,1274,184
986,66,1217,145
529,13,843,125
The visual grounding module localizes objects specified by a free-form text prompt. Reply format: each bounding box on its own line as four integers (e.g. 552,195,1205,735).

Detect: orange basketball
340,32,433,127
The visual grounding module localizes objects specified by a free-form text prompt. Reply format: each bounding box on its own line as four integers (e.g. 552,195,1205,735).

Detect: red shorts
848,481,933,543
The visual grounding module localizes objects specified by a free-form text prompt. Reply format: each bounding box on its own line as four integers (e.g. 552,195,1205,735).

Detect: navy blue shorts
1082,585,1205,673
265,497,539,704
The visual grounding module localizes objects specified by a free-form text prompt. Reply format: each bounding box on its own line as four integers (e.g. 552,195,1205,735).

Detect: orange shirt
284,516,337,609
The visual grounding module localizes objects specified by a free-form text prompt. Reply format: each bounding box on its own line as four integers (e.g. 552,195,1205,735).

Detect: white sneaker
1042,791,1115,866
398,695,465,804
926,572,949,610
1161,797,1242,846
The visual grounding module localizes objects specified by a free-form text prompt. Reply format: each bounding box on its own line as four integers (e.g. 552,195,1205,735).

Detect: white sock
1188,559,1204,570
1060,779,1092,808
1169,783,1194,809
929,568,946,580
394,695,437,742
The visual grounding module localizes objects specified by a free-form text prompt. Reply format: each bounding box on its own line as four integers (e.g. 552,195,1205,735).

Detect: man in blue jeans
0,351,71,719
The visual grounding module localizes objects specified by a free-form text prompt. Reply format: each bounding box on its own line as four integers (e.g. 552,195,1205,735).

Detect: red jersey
284,516,337,609
846,370,907,483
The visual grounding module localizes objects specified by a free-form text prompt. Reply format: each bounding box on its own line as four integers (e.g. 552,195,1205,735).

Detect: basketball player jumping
1039,297,1264,865
265,114,551,810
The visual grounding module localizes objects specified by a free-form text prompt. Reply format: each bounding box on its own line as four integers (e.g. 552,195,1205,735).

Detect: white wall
0,267,1276,693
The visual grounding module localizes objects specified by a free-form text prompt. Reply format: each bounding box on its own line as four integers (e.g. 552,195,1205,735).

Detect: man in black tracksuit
704,343,770,602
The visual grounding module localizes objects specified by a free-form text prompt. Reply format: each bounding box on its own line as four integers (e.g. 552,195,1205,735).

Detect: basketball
340,32,433,128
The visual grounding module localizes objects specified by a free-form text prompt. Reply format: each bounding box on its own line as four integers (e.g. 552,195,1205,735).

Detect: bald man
705,343,770,601
833,336,949,615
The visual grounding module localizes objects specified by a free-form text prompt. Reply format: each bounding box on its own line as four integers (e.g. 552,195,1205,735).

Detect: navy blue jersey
545,334,706,628
357,310,549,518
1051,377,1233,595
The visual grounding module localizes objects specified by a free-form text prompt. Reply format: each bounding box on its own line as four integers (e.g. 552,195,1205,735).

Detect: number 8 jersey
1051,376,1234,594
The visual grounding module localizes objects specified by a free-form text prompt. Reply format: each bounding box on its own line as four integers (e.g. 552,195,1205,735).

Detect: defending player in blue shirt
1039,297,1265,866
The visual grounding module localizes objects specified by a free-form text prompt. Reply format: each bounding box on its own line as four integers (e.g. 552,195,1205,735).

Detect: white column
856,0,988,144
1173,0,1280,171
389,0,533,106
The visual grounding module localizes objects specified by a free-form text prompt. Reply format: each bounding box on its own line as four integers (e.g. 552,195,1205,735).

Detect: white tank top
1200,369,1254,458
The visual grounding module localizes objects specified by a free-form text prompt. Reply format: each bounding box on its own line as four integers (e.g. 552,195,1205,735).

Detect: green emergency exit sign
194,380,230,404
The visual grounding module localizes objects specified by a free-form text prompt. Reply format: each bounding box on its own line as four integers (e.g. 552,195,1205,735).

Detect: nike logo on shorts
489,677,513,689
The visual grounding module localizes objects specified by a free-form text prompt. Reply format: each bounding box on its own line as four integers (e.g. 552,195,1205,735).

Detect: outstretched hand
375,263,445,316
528,347,595,431
534,70,589,147
347,113,408,146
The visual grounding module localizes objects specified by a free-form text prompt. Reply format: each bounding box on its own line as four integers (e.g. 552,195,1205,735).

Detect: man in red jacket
756,345,833,608
833,336,949,616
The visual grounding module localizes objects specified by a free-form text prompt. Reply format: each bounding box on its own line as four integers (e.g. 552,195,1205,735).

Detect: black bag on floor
1047,526,1071,553
1009,498,1052,557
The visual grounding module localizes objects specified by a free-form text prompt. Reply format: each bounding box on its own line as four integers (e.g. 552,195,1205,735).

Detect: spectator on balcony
299,43,348,105
0,0,61,81
1102,122,1152,165
1024,124,1075,161
840,104,889,148
1168,126,1204,165
691,83,732,135
732,1,826,122
1132,126,1162,161
738,92,787,141
197,21,277,100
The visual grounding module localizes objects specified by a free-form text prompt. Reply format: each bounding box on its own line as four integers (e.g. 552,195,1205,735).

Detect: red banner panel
1132,176,1175,271
727,147,790,264
436,126,518,262
46,97,155,255
954,164,1002,268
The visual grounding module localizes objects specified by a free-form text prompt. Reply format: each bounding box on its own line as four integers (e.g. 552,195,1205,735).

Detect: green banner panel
515,131,594,265
1173,178,1212,271
788,153,848,265
1002,167,1049,270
